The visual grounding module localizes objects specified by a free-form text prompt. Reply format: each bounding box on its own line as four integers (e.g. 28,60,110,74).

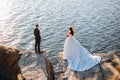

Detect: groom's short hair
36,24,39,27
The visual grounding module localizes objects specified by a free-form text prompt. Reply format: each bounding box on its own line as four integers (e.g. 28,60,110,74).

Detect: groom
34,24,41,54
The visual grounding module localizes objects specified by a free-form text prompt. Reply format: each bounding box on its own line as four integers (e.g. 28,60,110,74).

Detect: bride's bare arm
66,32,70,37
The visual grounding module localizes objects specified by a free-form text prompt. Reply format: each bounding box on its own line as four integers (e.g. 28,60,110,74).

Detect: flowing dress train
63,36,101,71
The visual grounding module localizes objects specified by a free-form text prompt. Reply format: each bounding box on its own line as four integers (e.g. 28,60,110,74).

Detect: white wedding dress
63,35,101,71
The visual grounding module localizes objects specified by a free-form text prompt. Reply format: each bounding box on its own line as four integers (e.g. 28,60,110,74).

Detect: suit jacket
34,28,41,40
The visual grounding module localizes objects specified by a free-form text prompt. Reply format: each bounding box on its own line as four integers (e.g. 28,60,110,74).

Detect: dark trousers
35,39,41,53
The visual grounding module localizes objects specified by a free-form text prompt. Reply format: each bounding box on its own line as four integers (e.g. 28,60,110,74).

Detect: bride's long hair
69,27,74,36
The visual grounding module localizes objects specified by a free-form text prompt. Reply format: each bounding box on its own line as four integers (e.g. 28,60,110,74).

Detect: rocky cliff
0,45,25,80
19,50,54,80
0,45,54,80
58,50,120,80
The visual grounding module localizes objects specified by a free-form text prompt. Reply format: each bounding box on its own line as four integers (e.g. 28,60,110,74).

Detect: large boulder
0,45,25,80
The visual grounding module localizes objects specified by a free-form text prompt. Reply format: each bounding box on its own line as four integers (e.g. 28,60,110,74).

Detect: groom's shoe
38,52,41,54
38,51,41,54
35,51,37,54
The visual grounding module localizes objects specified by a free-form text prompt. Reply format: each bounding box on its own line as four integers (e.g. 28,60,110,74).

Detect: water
0,0,120,78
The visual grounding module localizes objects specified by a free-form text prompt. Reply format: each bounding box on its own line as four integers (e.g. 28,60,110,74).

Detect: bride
63,27,101,71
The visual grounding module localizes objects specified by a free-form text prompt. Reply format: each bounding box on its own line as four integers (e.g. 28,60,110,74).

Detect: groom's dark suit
34,28,41,53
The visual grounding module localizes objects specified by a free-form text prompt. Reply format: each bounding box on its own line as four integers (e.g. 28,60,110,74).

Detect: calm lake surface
0,0,120,78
